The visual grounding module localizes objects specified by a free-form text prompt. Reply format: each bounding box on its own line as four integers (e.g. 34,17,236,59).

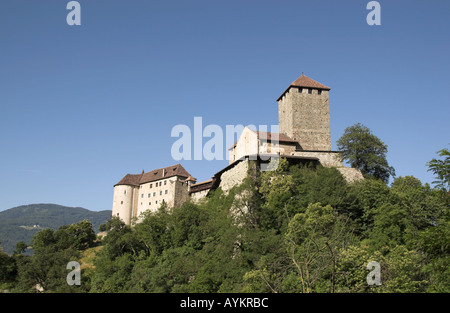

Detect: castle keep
112,74,363,224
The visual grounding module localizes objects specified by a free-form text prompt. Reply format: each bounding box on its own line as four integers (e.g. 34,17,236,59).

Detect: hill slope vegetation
0,204,111,254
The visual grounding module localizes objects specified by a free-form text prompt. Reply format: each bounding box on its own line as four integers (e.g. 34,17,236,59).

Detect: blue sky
0,0,449,212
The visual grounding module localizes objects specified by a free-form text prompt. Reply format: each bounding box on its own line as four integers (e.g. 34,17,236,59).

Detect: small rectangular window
124,190,127,195
165,190,168,194
318,90,322,95
164,180,167,185
153,192,156,196
148,193,151,198
141,194,144,198
150,184,152,188
160,191,162,195
120,201,123,205
298,88,303,93
308,88,312,94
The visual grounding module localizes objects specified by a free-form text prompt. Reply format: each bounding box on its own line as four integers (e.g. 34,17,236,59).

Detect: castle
112,74,363,225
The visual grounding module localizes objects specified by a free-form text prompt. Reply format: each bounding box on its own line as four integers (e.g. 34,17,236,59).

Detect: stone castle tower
276,74,331,151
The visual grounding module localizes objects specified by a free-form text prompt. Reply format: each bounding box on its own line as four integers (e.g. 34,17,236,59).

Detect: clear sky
0,0,449,212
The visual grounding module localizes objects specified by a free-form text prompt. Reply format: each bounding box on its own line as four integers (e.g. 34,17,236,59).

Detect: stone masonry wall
279,87,331,151
219,159,249,193
292,151,343,167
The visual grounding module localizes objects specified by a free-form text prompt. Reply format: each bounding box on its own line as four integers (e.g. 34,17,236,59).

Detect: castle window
124,190,126,195
156,201,158,204
153,192,156,196
150,184,152,188
318,90,322,95
165,190,168,194
298,88,303,93
159,182,162,187
149,202,151,205
120,201,123,205
117,213,119,216
148,193,151,198
160,191,162,195
141,194,144,198
308,88,312,94
164,180,167,185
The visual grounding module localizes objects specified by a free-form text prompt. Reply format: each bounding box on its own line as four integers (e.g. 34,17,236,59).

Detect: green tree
14,241,28,255
337,123,395,183
427,147,450,192
336,245,427,293
361,176,446,250
0,243,17,288
285,203,354,293
416,209,450,292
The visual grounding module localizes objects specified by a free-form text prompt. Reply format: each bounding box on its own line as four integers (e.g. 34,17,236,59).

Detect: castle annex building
112,74,363,225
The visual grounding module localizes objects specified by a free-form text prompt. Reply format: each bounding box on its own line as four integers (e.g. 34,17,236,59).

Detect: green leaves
337,123,395,183
427,147,450,192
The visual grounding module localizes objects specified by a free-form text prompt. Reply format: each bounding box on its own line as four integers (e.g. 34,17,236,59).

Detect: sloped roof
277,74,330,101
290,74,330,90
115,164,192,186
115,173,143,186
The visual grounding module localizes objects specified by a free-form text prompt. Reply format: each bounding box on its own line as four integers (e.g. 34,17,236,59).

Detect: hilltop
0,204,111,254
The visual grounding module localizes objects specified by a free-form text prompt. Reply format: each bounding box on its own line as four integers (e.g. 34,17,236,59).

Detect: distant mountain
0,204,111,255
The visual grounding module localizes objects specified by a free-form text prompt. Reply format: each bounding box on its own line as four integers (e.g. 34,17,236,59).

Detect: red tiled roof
277,74,330,101
115,164,192,186
290,74,330,90
115,173,143,186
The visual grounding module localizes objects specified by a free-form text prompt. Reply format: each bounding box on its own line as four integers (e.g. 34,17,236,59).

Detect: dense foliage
1,155,448,293
337,123,395,183
0,204,111,254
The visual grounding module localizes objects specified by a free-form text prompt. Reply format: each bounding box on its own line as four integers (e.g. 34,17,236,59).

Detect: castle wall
337,167,365,183
291,150,342,167
219,158,249,193
279,87,331,151
229,127,258,164
278,93,294,145
190,189,210,203
135,176,180,218
112,185,136,226
174,178,190,208
263,142,296,156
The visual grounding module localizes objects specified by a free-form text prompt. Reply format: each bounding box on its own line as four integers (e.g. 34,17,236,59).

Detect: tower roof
277,74,330,101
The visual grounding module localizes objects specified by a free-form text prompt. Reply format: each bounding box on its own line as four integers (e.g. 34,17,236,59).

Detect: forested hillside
1,158,448,293
0,204,111,254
